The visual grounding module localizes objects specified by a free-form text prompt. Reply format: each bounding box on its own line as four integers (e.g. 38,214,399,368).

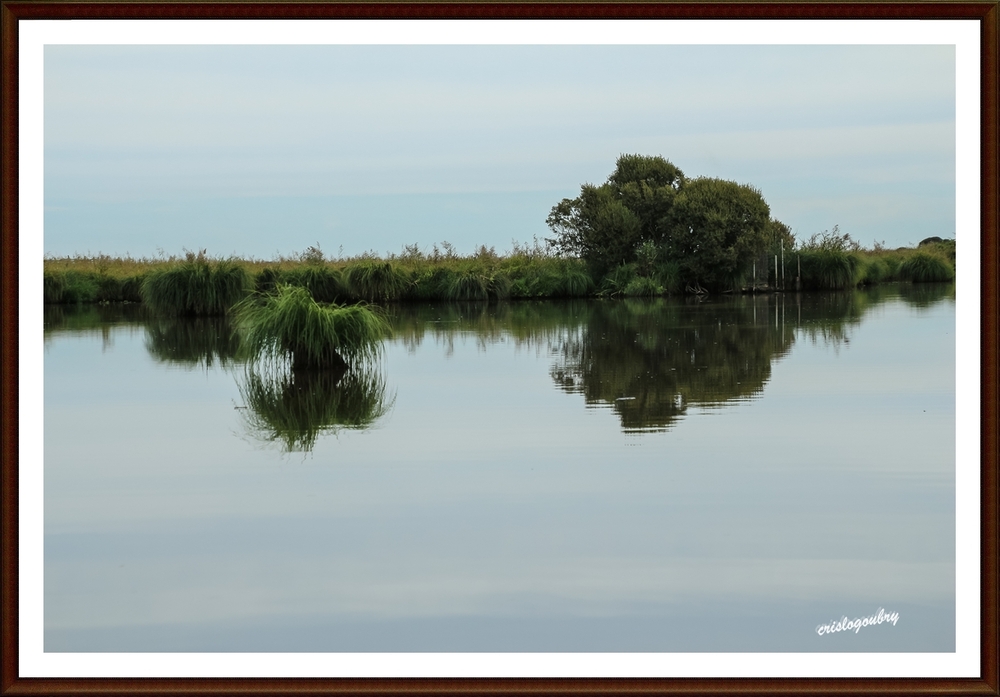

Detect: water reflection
43,283,955,440
144,317,241,369
550,296,796,432
897,281,956,310
234,362,393,453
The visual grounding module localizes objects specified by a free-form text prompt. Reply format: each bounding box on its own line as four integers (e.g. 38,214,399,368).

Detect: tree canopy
546,154,789,292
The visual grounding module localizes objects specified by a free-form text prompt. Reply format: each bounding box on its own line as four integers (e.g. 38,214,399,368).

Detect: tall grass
233,284,390,370
141,252,252,316
256,265,350,304
898,252,955,283
797,249,862,290
342,259,411,302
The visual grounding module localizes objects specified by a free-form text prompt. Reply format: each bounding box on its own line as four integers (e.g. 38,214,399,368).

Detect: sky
44,44,956,259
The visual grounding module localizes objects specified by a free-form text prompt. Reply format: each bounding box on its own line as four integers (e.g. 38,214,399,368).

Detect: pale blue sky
44,45,955,259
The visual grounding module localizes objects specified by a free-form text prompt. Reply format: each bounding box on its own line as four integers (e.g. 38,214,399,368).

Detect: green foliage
797,249,862,290
342,259,411,302
665,177,772,291
233,284,390,370
622,276,664,297
445,269,490,301
141,252,252,316
547,154,776,292
547,154,683,277
795,228,864,290
443,269,512,301
859,257,889,285
44,271,67,304
557,267,595,297
898,252,955,283
44,270,100,304
600,263,638,297
259,265,350,304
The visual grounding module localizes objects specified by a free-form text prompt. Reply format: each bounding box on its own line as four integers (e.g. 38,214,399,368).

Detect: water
43,285,956,652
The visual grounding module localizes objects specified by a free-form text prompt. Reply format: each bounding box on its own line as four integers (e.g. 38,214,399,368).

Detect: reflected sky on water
43,285,955,652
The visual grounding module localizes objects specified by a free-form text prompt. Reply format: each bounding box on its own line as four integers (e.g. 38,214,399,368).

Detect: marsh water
44,285,956,652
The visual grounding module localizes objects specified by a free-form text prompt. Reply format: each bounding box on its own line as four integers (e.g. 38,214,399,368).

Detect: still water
44,285,956,652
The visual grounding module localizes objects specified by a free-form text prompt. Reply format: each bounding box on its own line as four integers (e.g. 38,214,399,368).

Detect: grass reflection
235,362,394,453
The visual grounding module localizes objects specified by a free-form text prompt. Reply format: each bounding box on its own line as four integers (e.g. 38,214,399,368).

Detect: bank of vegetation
41,234,955,309
43,155,955,313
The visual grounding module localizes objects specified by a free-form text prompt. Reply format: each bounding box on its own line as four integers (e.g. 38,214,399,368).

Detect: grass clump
342,259,411,302
797,249,862,290
234,284,390,371
256,265,350,304
898,252,955,283
141,252,252,316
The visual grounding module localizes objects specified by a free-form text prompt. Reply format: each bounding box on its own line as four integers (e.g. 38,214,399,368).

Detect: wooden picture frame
2,3,996,694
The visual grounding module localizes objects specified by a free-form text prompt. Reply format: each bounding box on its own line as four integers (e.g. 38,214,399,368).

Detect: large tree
547,155,781,292
546,154,684,276
663,177,772,291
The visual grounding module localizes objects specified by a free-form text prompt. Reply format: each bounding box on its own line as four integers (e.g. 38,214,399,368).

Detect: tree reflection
550,296,797,433
234,362,393,452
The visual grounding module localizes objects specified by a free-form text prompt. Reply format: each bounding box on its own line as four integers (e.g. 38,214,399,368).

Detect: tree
547,155,783,292
663,177,772,291
546,154,684,277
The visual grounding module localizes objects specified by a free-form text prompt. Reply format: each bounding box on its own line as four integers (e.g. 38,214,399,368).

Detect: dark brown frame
2,4,996,695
